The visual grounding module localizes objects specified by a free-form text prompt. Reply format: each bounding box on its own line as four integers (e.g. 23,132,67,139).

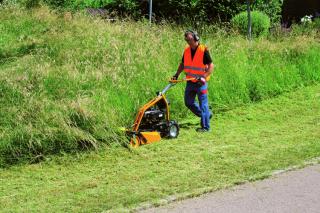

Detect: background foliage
1,0,284,25
251,0,283,24
232,11,271,37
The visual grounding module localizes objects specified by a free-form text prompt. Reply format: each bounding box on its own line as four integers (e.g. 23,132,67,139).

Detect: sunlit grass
0,84,319,212
0,6,319,166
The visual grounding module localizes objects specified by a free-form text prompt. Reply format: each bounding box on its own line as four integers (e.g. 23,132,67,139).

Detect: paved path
140,164,320,213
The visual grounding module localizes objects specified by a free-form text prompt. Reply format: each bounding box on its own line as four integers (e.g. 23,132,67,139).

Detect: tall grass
0,6,319,167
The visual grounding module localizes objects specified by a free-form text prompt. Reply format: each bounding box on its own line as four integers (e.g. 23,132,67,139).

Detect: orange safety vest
183,44,210,82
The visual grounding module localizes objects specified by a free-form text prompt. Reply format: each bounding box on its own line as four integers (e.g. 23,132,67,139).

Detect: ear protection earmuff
185,29,200,41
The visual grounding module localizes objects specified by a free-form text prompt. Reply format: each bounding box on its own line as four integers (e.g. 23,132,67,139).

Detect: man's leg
184,82,202,117
197,84,210,130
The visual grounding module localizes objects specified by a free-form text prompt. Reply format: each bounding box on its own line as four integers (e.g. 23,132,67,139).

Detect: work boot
196,128,210,133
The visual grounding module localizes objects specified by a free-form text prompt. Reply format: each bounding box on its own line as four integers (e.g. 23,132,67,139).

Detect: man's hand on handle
171,74,178,81
196,77,206,85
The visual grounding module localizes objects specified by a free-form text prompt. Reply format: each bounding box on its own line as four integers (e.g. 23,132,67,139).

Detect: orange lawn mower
126,78,196,147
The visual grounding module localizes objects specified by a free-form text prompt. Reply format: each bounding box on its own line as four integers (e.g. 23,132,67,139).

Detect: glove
196,77,206,85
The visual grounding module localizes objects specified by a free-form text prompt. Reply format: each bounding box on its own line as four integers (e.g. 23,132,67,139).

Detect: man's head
184,30,199,47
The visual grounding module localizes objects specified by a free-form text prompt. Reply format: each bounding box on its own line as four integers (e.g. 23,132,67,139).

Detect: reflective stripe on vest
183,66,205,71
183,44,208,82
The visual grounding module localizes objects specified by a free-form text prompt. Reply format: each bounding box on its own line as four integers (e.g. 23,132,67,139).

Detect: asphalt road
140,164,320,213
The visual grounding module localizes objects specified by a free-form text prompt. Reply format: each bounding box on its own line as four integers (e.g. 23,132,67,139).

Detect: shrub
20,0,40,9
232,11,271,38
105,0,138,16
42,0,66,8
73,0,115,9
140,0,283,24
3,0,40,8
290,17,320,36
312,17,320,29
7,0,284,25
252,0,283,25
65,0,138,16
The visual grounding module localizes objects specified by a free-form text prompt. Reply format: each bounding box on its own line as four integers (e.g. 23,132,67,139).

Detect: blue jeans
184,82,210,130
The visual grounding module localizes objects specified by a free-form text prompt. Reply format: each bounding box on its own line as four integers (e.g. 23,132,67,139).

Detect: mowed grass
0,84,319,212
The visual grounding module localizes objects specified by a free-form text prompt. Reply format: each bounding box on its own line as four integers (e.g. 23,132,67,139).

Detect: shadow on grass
179,119,199,129
0,43,38,65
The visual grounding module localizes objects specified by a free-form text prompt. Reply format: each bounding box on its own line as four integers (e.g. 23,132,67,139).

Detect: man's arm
173,63,184,79
204,63,214,78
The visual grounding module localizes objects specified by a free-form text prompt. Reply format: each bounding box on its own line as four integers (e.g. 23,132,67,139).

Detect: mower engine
144,108,164,125
139,107,171,137
128,82,180,147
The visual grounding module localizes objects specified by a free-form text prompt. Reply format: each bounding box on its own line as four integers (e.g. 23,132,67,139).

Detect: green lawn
1,84,319,212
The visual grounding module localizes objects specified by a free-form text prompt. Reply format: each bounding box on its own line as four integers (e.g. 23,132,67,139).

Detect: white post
247,0,252,40
149,0,153,24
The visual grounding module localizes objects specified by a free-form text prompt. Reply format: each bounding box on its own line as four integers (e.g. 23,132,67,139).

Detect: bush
39,0,282,24
83,0,114,8
2,0,39,8
252,0,283,25
20,0,40,9
290,17,320,36
59,0,138,16
104,0,138,16
42,0,66,8
232,11,271,38
149,0,282,24
312,17,320,29
8,0,284,25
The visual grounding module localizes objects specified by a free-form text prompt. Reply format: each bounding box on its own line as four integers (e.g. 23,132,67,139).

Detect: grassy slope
1,84,319,212
1,6,320,166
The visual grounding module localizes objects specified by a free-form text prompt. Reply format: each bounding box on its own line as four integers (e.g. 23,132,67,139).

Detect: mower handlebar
169,78,196,84
160,78,196,95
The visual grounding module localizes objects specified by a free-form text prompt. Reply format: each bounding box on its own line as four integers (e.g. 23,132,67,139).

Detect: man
172,30,214,132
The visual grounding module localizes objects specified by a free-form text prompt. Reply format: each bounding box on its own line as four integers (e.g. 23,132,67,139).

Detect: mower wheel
130,135,142,147
167,121,179,138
